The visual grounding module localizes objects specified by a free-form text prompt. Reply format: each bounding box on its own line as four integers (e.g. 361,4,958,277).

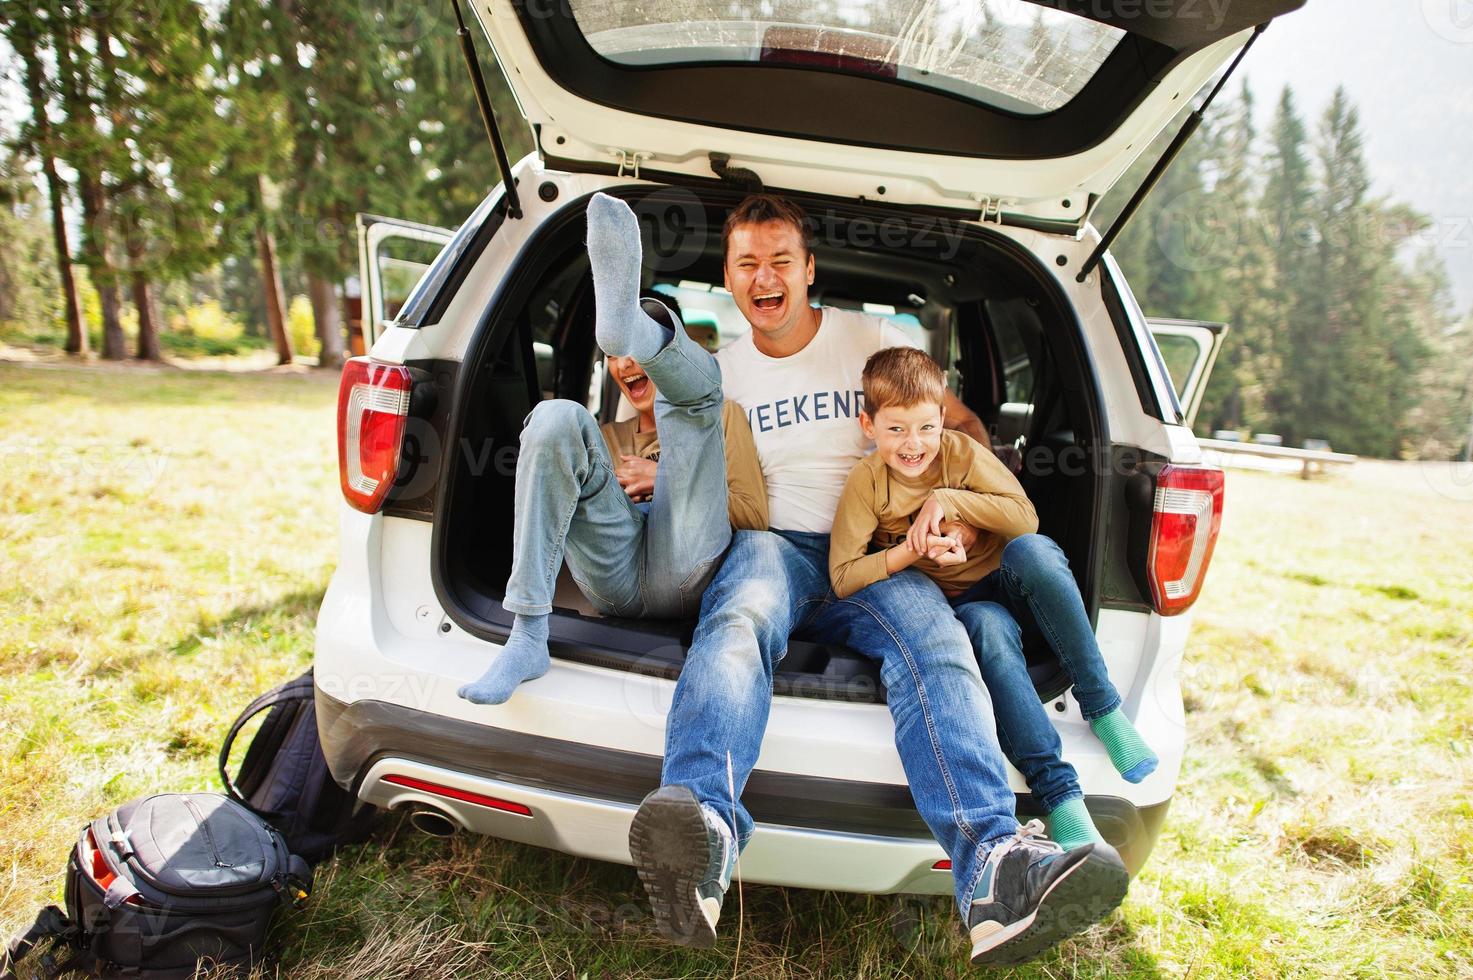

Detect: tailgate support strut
451,0,523,219
1077,22,1267,283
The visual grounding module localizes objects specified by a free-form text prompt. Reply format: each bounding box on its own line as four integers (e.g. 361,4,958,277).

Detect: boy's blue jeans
661,528,1020,913
949,533,1125,814
501,321,729,620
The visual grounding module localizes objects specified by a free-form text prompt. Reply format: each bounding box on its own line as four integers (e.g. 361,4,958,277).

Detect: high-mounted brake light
1147,464,1225,616
337,357,412,513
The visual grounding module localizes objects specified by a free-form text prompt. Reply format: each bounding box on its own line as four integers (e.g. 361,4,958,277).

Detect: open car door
467,0,1307,228
1147,317,1228,429
354,214,455,352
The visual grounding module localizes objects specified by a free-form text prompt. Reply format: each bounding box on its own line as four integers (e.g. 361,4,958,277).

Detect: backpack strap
219,672,314,805
2,906,80,979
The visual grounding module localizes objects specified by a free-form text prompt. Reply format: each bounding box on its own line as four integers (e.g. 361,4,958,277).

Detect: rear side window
568,0,1124,115
1100,254,1182,424
993,312,1034,405
1153,332,1203,400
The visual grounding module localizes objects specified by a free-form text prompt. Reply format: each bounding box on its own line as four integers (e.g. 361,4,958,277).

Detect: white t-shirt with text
716,306,918,534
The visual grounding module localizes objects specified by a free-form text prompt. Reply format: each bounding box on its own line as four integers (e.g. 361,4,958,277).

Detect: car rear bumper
317,687,1171,890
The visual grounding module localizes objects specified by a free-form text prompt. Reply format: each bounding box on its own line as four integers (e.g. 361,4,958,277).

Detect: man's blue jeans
661,529,1020,913
949,533,1124,813
501,321,729,620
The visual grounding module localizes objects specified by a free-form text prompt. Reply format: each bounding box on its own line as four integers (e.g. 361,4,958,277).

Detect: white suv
317,0,1299,900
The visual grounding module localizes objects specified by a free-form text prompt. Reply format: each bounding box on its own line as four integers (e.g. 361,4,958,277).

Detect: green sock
1090,709,1158,783
1045,797,1104,850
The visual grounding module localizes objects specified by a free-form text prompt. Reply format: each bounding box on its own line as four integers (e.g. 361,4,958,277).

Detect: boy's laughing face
861,401,944,477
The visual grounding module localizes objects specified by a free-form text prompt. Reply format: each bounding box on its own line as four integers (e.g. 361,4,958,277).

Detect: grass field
2,358,1471,978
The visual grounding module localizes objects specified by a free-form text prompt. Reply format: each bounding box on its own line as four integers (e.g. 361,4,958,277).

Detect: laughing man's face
723,220,815,344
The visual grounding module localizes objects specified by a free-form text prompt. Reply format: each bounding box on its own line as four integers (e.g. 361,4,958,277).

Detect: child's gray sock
586,192,670,362
457,613,549,705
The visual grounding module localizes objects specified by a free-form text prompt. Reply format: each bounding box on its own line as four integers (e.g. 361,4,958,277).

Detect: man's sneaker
967,820,1129,966
628,785,736,948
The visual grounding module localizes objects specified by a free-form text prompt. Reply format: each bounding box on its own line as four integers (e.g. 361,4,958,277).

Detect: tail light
1147,464,1225,615
337,357,412,513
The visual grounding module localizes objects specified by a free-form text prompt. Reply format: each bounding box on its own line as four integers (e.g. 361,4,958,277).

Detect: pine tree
3,3,87,353
1100,92,1228,322
1365,212,1444,457
1434,310,1473,460
0,147,65,337
1199,82,1277,435
1298,89,1376,451
402,18,529,229
98,0,239,361
46,0,131,359
1276,88,1433,456
1259,86,1315,435
221,0,438,363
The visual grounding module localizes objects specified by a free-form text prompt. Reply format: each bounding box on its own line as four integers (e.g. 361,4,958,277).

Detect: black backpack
2,793,311,979
218,670,375,864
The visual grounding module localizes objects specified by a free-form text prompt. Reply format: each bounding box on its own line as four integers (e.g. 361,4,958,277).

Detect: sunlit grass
0,361,338,926
3,360,1470,977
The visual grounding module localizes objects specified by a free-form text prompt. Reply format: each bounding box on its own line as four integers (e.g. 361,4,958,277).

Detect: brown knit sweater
829,429,1038,598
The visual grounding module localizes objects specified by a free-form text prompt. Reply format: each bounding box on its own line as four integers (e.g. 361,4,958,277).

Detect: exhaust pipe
406,805,460,838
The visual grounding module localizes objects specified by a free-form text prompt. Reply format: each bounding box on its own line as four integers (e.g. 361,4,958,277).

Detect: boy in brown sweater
829,347,1158,850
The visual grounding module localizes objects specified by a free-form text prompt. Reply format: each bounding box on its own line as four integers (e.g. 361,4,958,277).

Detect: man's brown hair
862,346,946,416
722,194,811,262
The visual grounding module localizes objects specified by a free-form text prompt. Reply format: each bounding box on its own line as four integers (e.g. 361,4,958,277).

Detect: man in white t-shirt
628,195,1128,966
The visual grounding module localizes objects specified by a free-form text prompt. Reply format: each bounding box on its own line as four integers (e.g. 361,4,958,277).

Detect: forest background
1,0,1470,460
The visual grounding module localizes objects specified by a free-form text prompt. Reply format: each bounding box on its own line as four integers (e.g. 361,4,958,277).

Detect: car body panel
326,707,1170,883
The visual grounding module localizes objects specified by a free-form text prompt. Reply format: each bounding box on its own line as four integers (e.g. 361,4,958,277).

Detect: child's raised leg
585,192,729,617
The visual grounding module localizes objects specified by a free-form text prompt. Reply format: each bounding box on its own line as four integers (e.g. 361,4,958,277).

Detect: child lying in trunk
828,346,1158,850
458,195,765,705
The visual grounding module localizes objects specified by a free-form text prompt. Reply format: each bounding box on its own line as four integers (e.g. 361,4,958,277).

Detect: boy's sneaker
628,785,736,948
967,820,1129,966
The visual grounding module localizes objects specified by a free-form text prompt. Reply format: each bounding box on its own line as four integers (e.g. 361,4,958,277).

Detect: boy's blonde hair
861,346,946,416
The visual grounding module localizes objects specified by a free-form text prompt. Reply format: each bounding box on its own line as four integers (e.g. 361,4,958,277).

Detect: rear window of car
567,0,1124,115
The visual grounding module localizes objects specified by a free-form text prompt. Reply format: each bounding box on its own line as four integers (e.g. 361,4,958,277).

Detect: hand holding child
906,494,947,554
926,534,968,566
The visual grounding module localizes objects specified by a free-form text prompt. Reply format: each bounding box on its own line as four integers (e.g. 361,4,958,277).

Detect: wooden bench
1198,438,1358,479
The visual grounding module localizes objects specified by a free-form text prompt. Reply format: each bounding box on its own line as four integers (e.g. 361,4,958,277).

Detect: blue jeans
662,529,1020,913
501,321,729,619
949,534,1124,811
